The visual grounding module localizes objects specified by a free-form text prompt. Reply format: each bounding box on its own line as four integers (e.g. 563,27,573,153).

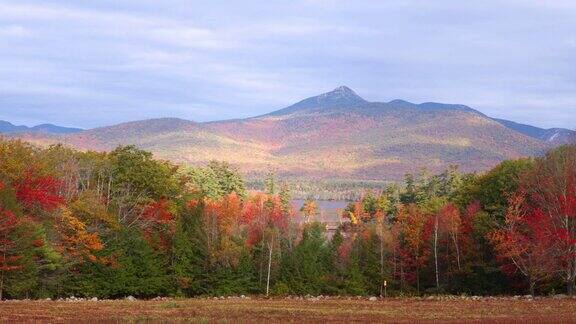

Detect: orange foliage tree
57,207,104,263
203,192,244,267
300,198,319,223
440,202,463,271
397,204,430,293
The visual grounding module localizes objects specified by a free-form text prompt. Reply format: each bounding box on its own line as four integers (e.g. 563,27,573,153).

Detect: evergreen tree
278,222,331,295
189,161,247,200
358,229,386,295
171,203,209,296
279,182,292,214
265,171,276,195
102,230,169,298
343,241,366,296
400,174,417,204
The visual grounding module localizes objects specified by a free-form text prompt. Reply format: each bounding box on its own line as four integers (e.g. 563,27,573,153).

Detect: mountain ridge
3,86,572,180
0,120,82,135
492,118,574,145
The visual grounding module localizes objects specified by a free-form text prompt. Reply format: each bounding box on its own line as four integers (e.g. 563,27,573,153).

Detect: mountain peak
320,86,365,102
332,85,355,94
263,86,368,117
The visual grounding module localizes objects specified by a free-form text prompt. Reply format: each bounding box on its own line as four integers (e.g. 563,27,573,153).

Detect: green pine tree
171,203,209,296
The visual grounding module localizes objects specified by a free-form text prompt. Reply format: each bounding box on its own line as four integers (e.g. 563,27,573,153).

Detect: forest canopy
0,138,575,299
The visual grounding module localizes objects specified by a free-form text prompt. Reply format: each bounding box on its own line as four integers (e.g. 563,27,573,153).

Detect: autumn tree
57,207,104,263
0,140,48,184
15,172,64,215
420,197,444,291
440,203,463,271
520,145,576,294
397,204,430,294
488,193,556,295
457,159,534,223
0,179,58,299
300,197,319,223
243,194,291,295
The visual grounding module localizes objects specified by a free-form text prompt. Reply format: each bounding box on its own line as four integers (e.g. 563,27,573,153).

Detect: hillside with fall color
10,86,563,180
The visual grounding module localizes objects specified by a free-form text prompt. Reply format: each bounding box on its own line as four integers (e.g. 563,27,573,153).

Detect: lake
291,199,350,223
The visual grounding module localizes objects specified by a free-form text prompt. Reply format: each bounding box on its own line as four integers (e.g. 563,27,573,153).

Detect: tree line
0,138,574,299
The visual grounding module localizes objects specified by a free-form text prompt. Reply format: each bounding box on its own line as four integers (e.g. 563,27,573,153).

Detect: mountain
493,118,575,145
30,124,83,134
0,120,82,134
13,86,554,181
205,88,548,179
0,121,29,133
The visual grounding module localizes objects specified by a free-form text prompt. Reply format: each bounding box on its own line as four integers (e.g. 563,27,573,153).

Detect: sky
0,0,575,129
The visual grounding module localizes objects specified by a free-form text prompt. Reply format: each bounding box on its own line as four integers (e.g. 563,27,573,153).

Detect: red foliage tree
241,193,291,295
520,146,576,294
15,172,63,213
458,201,481,268
488,193,557,295
242,193,290,244
143,198,174,225
141,198,175,251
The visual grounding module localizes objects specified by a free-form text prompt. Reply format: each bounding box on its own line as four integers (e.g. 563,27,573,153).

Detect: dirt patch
1,297,575,323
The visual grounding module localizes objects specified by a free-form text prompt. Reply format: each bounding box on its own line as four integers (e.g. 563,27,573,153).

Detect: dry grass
1,297,575,323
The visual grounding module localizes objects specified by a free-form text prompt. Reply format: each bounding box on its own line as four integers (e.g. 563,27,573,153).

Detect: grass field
1,297,575,323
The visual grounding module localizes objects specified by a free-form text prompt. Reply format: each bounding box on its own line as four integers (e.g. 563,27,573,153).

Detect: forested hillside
8,87,559,181
0,137,574,299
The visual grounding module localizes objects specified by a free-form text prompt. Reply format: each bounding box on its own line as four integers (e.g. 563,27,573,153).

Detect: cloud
0,25,31,37
148,27,242,50
0,0,574,129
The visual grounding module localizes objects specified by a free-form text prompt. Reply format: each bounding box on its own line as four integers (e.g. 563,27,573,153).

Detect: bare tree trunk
106,174,112,207
400,256,404,293
453,234,461,271
416,266,420,295
569,249,576,296
0,270,4,301
434,215,439,291
259,254,264,288
380,226,385,297
529,278,535,296
393,246,397,277
266,238,273,296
